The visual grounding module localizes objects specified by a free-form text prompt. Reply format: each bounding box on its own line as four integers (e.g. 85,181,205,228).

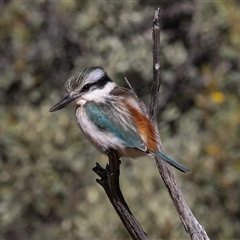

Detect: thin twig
150,8,210,240
124,77,135,94
149,8,162,125
93,7,209,240
124,77,148,114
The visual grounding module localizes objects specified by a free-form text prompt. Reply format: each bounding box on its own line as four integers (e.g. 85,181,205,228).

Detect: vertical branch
92,7,209,240
149,8,161,125
150,8,210,240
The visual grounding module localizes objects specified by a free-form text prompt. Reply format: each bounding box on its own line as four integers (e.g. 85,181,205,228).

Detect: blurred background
1,1,240,239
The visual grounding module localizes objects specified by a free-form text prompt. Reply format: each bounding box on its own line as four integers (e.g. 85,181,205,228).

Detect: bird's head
49,67,115,112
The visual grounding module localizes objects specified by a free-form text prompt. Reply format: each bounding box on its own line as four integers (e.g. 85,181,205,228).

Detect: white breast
75,105,146,158
75,105,123,154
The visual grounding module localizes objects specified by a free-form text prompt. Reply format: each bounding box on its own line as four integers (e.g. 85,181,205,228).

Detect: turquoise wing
84,100,147,152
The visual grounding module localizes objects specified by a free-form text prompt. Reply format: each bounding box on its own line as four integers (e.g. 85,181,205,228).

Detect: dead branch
93,8,210,240
150,8,209,240
92,150,148,240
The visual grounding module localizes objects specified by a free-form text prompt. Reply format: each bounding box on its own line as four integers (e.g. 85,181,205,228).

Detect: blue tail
153,151,190,173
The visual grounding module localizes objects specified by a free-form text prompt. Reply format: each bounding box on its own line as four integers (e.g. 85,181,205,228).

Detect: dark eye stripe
94,76,111,89
81,76,112,93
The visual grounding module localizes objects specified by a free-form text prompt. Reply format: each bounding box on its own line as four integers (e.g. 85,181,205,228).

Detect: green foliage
1,0,240,239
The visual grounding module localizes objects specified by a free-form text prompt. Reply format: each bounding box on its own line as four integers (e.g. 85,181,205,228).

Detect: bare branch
124,77,136,94
150,8,210,240
93,7,209,240
149,8,161,125
92,150,148,240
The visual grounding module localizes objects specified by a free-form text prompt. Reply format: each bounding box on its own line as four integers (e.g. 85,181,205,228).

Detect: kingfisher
49,67,190,173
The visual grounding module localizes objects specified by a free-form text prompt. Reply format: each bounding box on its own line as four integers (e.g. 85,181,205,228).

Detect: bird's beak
49,93,80,112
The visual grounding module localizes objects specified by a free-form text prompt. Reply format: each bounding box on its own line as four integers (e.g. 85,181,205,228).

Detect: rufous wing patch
124,101,158,151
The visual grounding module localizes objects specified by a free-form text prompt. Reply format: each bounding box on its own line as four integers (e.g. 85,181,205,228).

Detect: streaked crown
65,67,112,94
49,67,114,112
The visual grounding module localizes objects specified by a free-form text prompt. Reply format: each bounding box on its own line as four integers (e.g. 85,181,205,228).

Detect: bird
49,67,190,173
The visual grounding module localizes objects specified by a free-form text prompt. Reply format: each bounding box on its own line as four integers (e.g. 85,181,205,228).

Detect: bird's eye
82,84,90,92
